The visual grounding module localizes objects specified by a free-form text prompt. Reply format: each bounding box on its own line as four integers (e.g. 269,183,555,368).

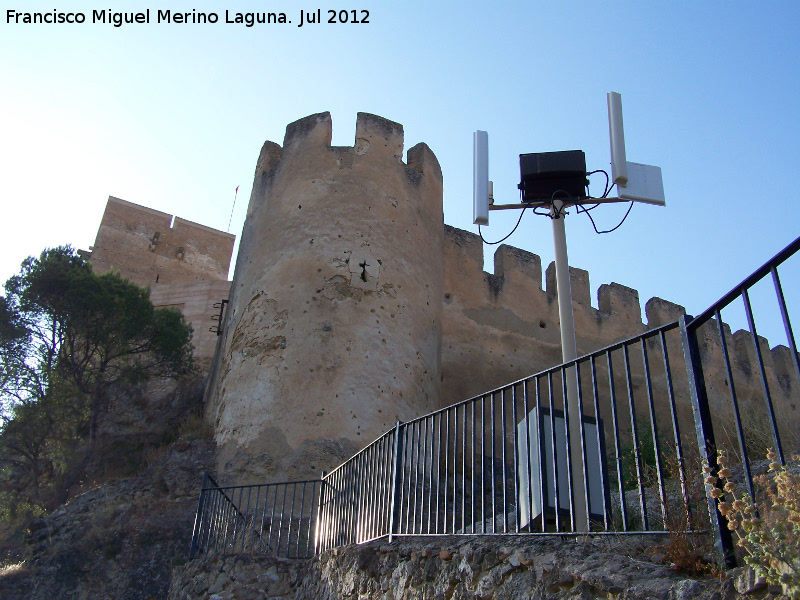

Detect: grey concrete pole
551,199,589,533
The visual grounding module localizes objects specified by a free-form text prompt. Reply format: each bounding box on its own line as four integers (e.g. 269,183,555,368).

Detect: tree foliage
0,246,194,517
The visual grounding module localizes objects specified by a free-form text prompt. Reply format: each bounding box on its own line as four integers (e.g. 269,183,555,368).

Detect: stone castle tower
205,113,444,481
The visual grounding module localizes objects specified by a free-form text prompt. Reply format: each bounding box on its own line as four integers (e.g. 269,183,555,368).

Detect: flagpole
227,185,239,233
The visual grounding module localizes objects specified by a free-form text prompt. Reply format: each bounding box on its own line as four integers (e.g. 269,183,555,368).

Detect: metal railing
681,234,800,566
314,320,700,551
189,472,321,558
189,235,800,563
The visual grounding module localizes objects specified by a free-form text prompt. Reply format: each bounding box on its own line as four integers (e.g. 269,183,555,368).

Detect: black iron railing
681,234,800,567
189,473,321,558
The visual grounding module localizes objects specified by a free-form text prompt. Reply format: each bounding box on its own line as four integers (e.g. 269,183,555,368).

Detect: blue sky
2,1,799,348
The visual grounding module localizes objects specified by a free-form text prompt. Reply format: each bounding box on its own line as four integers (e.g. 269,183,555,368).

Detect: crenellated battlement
440,224,797,407
246,112,441,223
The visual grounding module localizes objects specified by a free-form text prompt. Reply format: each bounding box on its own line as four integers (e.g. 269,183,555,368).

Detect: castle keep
86,113,798,484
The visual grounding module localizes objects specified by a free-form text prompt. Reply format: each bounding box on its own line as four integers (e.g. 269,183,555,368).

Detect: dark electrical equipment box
518,150,588,203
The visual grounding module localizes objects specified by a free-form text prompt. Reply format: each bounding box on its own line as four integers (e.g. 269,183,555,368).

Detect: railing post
387,421,404,543
679,315,736,568
189,471,210,559
314,471,327,555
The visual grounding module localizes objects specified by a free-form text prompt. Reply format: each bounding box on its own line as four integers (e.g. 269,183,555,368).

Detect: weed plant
711,450,800,599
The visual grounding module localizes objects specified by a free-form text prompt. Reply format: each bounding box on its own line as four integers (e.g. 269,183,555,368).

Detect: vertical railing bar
341,468,350,546
374,440,384,539
462,399,467,534
523,379,534,534
237,488,245,552
222,492,233,552
471,401,476,534
203,487,216,554
277,484,288,557
228,488,239,552
419,418,428,535
714,309,755,502
742,288,785,465
349,461,359,545
332,471,341,548
287,483,298,557
362,444,373,542
375,438,384,539
268,483,279,555
623,343,647,531
481,394,486,532
424,416,432,534
307,480,318,557
589,356,609,531
512,383,520,533
501,387,508,533
536,377,546,533
245,486,255,552
201,487,213,555
435,412,442,533
189,472,209,559
250,485,262,554
575,362,591,531
410,419,420,535
560,366,576,532
680,314,736,568
388,421,403,543
400,423,411,535
427,415,434,535
484,392,497,533
453,405,459,532
316,477,327,555
470,400,475,534
208,489,219,554
548,371,560,533
257,485,268,554
295,482,306,557
641,340,667,530
218,490,230,552
241,486,253,553
607,349,628,531
772,266,800,388
659,329,689,530
445,410,452,533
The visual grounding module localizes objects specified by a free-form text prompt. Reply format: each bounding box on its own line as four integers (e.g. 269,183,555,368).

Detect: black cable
577,200,634,234
478,204,529,245
586,169,609,198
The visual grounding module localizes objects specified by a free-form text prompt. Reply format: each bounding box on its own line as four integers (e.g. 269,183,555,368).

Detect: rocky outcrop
169,535,790,600
0,439,215,600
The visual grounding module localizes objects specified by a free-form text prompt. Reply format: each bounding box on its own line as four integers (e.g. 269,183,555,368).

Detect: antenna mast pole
551,199,589,534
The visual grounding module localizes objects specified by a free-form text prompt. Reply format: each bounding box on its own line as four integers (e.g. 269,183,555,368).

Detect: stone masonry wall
88,195,235,288
169,536,786,600
205,112,444,484
85,196,236,364
440,225,799,447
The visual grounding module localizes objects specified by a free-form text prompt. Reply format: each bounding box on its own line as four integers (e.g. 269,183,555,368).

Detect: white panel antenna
473,130,489,225
618,162,665,205
607,92,628,186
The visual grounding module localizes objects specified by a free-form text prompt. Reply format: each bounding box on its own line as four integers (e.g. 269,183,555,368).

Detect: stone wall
88,196,235,287
439,225,799,450
168,536,785,599
205,112,444,484
84,196,235,364
151,280,232,368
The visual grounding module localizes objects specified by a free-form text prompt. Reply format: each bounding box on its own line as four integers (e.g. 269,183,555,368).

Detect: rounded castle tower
206,112,444,481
